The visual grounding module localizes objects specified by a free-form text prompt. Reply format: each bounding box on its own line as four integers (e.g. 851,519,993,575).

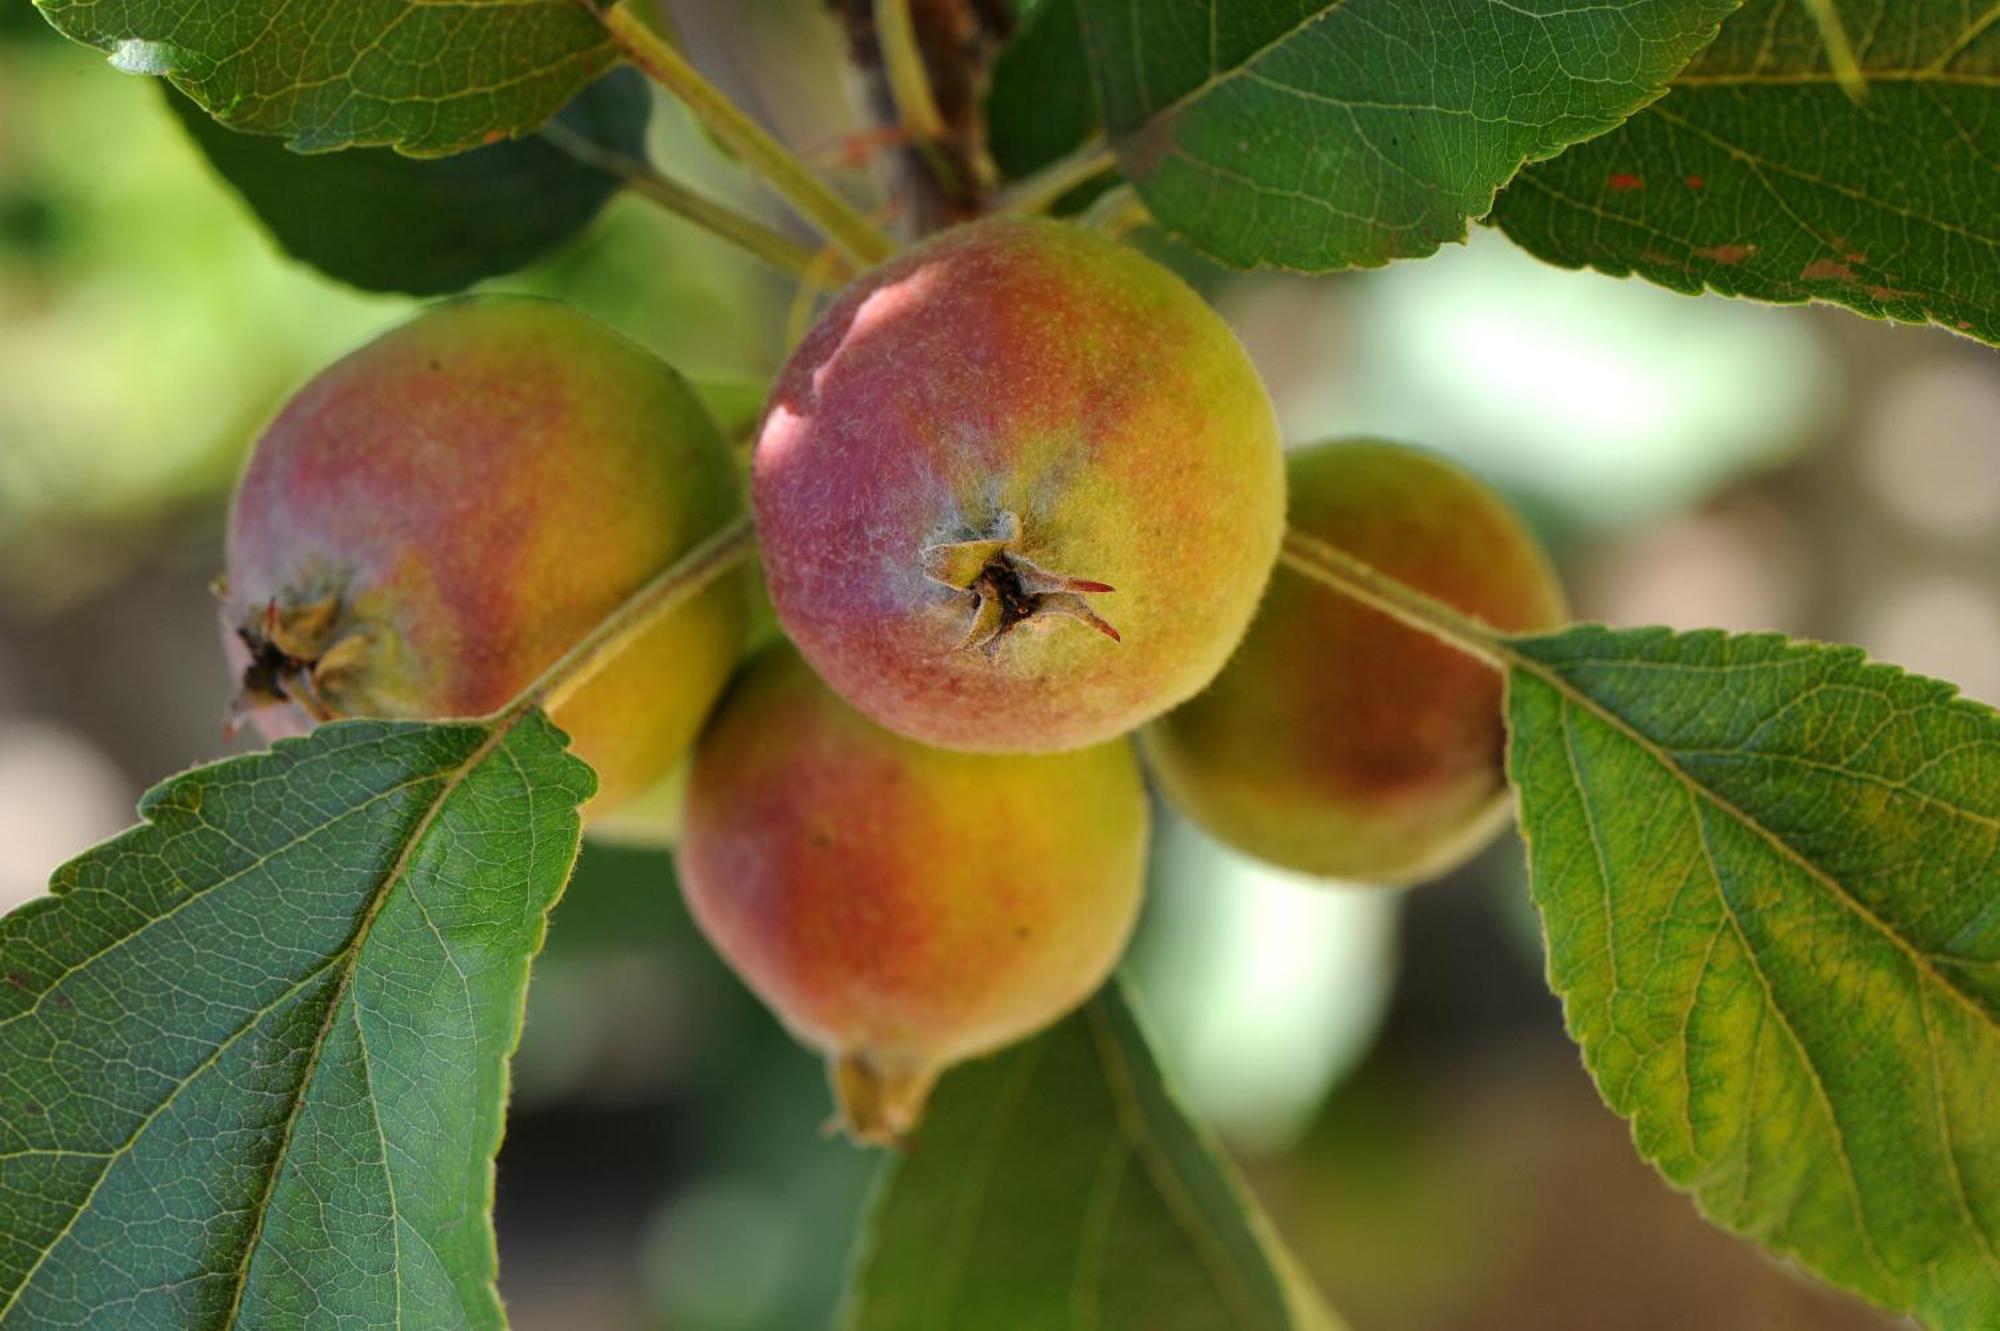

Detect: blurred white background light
1227,228,1835,526
0,717,132,911
1128,814,1401,1154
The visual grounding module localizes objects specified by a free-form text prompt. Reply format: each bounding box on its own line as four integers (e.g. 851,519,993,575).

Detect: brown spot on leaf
1802,258,1858,282
1641,249,1673,265
1607,173,1645,192
1698,244,1757,265
4,973,26,989
1684,175,1706,190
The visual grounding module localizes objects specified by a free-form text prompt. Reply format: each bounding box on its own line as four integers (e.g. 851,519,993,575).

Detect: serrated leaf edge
1077,1,1747,273
0,711,581,1328
1503,621,2000,1318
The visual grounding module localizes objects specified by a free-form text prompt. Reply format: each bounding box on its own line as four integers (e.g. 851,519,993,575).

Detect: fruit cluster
220,217,1564,1143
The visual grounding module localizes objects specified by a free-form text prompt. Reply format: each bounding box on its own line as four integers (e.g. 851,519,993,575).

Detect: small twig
597,1,897,268
537,121,837,280
501,516,757,720
997,136,1116,216
827,0,1009,233
872,0,971,205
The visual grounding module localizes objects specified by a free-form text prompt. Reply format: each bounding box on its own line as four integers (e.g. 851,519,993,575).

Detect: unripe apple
1143,440,1568,885
219,296,749,813
754,216,1284,753
678,642,1147,1144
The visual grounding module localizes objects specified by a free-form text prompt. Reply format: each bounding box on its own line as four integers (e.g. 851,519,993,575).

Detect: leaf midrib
1548,694,1897,1286
1669,69,2000,87
0,955,343,1321
1647,102,2000,257
0,729,500,1323
914,1036,1048,1328
1099,0,1735,142
0,746,444,1038
1505,639,1999,1034
1090,0,1342,130
1086,1002,1267,1329
1688,783,1900,1284
875,996,1278,1330
213,716,516,1330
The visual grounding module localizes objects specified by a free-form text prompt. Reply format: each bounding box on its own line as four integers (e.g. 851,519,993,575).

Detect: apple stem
536,120,842,280
1278,527,1517,672
501,515,757,722
997,135,1117,217
597,1,899,269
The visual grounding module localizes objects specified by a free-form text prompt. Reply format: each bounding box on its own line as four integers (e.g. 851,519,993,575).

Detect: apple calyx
219,581,372,731
829,1049,941,1148
920,511,1119,655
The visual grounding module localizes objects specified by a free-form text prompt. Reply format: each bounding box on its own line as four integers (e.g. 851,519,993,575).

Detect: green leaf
32,0,615,156
167,69,651,296
0,714,594,1329
844,983,1342,1331
1073,0,1742,271
1490,0,2000,347
1507,625,2000,1328
985,0,1097,180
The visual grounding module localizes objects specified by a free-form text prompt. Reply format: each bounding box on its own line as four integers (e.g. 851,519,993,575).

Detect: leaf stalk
598,1,897,268
537,120,839,279
503,515,757,721
1278,528,1513,671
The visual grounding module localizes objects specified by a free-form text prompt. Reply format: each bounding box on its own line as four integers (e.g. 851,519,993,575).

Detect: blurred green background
3,3,1994,1328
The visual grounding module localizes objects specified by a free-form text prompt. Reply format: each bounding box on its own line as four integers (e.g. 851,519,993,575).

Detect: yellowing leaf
1508,625,2000,1328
